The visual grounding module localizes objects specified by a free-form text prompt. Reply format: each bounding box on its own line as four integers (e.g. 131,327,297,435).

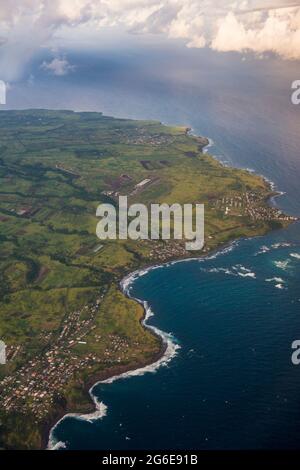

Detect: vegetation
0,109,290,449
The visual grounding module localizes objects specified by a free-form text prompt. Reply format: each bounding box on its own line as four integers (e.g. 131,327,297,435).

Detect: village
214,191,298,222
123,128,175,147
0,288,131,422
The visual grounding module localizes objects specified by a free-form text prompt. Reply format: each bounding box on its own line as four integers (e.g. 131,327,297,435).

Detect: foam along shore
45,135,240,450
47,218,294,449
201,137,289,207
47,135,293,450
48,286,180,450
47,235,288,449
47,232,245,451
48,389,108,449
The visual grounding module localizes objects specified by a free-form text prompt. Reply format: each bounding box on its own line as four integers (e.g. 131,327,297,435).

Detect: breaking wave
266,277,285,284
274,259,291,271
266,277,287,290
255,242,293,256
101,301,180,385
201,264,256,279
48,268,181,450
48,392,107,450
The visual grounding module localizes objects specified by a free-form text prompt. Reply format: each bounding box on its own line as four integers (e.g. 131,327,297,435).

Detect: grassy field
0,109,289,449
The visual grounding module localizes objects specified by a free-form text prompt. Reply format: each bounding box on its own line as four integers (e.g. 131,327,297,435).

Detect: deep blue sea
17,38,300,449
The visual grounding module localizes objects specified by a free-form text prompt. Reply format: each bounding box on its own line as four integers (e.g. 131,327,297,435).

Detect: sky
0,0,299,82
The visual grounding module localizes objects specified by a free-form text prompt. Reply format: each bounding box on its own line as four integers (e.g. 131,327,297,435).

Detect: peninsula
0,110,295,449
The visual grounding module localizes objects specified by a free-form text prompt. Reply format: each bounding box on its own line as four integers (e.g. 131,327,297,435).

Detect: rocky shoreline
1,126,296,450
42,297,168,449
41,138,297,450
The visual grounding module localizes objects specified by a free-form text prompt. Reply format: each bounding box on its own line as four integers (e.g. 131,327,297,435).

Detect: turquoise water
39,43,300,449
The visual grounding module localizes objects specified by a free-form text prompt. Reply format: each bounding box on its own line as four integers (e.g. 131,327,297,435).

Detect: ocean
16,39,300,449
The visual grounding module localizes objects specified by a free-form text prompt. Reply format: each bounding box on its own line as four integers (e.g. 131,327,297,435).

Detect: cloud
211,5,300,59
41,57,75,75
0,1,299,81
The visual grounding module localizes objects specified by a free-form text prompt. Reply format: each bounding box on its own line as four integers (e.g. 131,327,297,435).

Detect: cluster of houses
215,192,298,222
0,293,109,421
124,128,174,147
147,239,188,262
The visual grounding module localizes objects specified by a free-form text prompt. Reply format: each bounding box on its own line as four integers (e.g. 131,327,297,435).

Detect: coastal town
215,191,298,223
0,109,297,450
0,289,123,422
1,185,296,422
124,127,176,147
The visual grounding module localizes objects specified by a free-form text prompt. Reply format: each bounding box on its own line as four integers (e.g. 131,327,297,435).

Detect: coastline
45,295,173,449
45,235,271,450
42,136,295,449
